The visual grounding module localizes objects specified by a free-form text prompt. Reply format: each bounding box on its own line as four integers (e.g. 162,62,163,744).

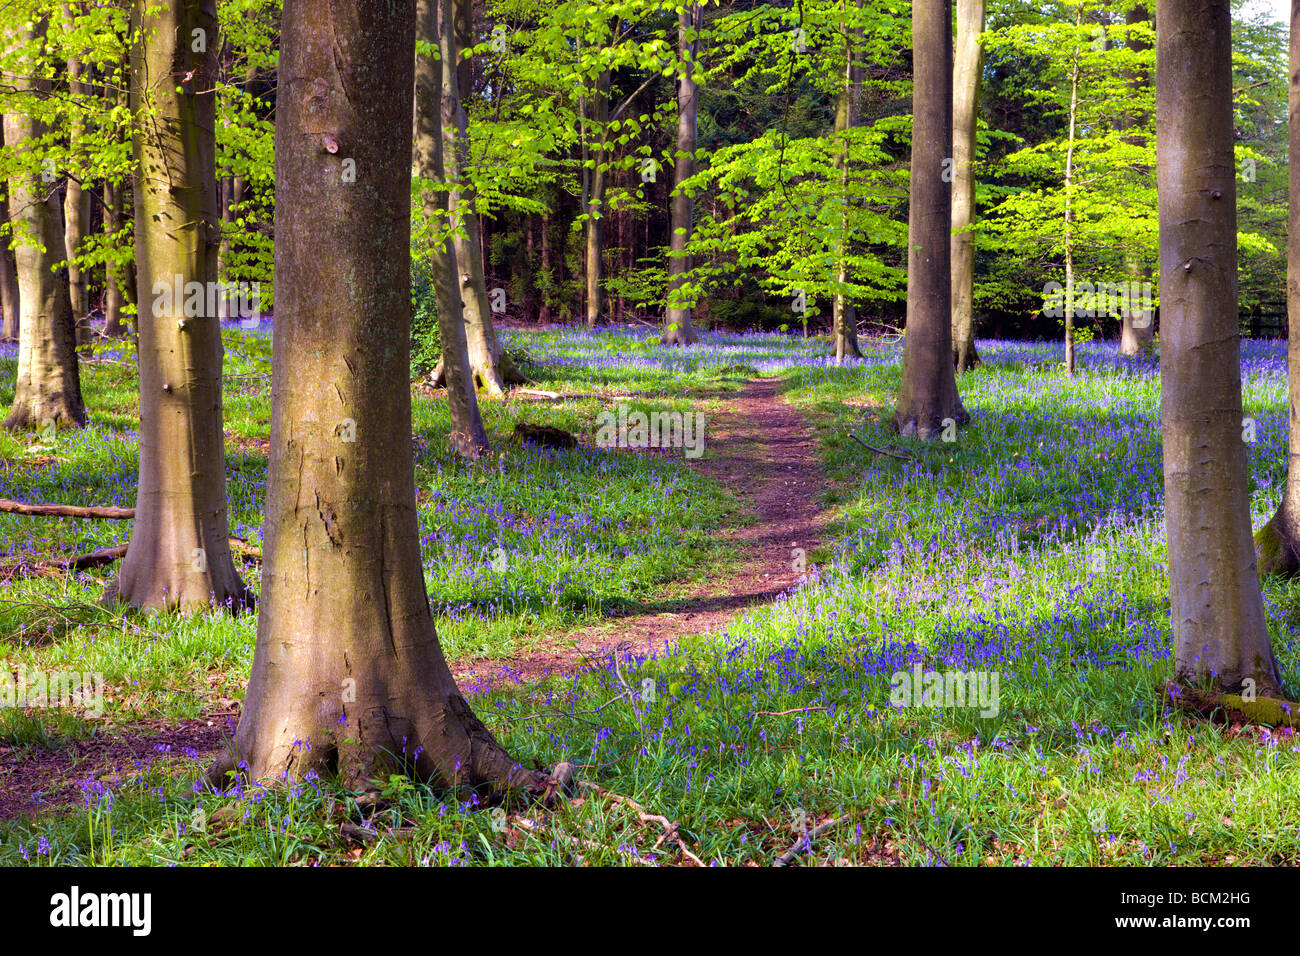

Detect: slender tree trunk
1157,0,1280,694
1255,0,1300,578
894,0,966,438
3,21,85,430
103,179,125,336
662,4,701,346
105,0,250,613
1062,7,1082,378
1119,4,1155,357
0,120,18,343
585,69,610,328
63,8,92,346
950,0,983,372
437,0,520,393
832,0,862,363
209,0,545,794
416,0,488,458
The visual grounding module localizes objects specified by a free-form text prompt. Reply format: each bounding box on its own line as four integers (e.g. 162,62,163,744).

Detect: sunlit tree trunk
62,5,92,345
950,0,983,372
1061,5,1083,378
1158,0,1280,694
0,120,18,344
3,21,85,431
832,0,862,363
662,3,701,346
415,0,488,457
103,178,125,337
1119,4,1155,357
585,69,610,329
1255,0,1300,578
894,0,967,438
105,0,250,612
210,0,544,794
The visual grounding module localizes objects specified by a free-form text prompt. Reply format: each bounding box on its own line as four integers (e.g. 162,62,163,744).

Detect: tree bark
662,4,701,346
1255,0,1300,578
585,69,610,328
1119,4,1155,357
103,178,125,337
832,0,862,363
1157,0,1280,694
416,0,488,458
894,0,966,438
210,0,543,794
0,119,18,343
62,6,92,346
950,0,983,372
3,21,85,431
104,0,250,613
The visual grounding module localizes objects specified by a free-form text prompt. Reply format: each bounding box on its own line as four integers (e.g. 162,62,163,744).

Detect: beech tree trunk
1255,0,1300,578
0,120,18,344
832,2,862,363
210,0,543,793
63,24,92,347
103,179,125,337
3,21,85,431
105,0,250,612
950,0,983,372
585,69,610,329
1157,0,1280,694
415,0,488,457
437,0,521,393
662,4,701,346
894,0,967,438
1119,4,1155,357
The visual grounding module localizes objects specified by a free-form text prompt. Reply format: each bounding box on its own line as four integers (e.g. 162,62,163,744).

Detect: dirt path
455,376,827,689
0,377,826,822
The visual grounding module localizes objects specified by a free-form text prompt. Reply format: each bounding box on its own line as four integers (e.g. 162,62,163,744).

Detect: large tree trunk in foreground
435,0,521,394
832,4,862,363
1158,0,1280,694
105,0,249,613
662,4,701,346
950,0,983,372
1255,0,1300,578
3,21,85,431
894,0,966,438
415,0,488,458
211,0,543,793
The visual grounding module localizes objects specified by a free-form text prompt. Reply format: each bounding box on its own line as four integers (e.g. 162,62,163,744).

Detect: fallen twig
774,812,861,867
753,706,828,717
579,781,705,866
850,433,915,462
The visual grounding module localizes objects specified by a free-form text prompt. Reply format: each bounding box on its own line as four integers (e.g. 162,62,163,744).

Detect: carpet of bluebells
3,327,1300,865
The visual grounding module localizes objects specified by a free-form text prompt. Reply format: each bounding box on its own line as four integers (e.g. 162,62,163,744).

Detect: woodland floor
0,376,826,821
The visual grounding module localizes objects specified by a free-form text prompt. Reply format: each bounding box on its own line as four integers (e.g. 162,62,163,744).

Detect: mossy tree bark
1157,0,1281,694
950,0,983,372
211,0,545,794
2,21,85,431
105,0,249,613
1255,0,1300,578
662,4,701,346
894,0,967,438
415,0,488,458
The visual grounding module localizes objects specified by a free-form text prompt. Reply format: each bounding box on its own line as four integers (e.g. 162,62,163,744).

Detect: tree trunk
950,0,983,372
0,120,18,343
662,4,701,346
63,11,92,346
1255,0,1300,578
3,21,85,431
103,179,125,337
1157,0,1280,694
585,69,610,328
832,1,862,363
416,0,488,458
104,0,250,613
894,0,966,438
209,0,544,795
1119,4,1155,357
437,0,520,393
1062,6,1082,379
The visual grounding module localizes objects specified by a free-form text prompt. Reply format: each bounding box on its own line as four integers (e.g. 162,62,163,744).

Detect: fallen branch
753,706,828,718
0,537,261,583
850,433,915,462
579,781,704,866
0,498,134,519
774,812,860,867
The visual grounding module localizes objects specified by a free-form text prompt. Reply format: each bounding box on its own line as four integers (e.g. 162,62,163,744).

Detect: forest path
454,375,829,690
